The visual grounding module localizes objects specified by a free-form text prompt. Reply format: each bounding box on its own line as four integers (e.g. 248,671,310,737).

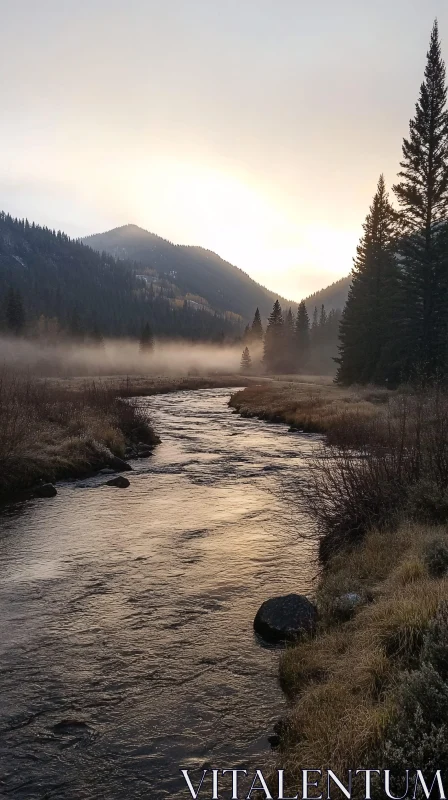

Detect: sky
1,0,448,300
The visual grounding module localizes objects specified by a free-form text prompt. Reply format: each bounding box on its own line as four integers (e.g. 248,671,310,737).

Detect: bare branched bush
299,389,448,560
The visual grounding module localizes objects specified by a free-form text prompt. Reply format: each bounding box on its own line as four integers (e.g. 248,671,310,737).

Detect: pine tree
393,20,448,382
242,323,251,343
139,322,154,352
336,175,399,385
263,300,284,373
295,301,310,371
251,307,263,342
284,307,296,372
90,322,104,348
5,287,25,335
69,309,84,340
319,304,327,328
240,346,252,372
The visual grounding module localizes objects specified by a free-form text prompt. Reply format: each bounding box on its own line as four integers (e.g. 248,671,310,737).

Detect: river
0,388,318,799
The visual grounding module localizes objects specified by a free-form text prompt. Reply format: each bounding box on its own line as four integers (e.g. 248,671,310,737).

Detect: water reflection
0,388,318,799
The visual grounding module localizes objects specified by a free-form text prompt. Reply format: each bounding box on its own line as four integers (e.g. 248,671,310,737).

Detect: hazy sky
2,0,448,300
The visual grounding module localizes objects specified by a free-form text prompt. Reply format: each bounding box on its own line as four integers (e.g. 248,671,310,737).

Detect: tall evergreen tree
295,301,310,371
242,323,251,343
336,175,399,385
251,307,263,342
284,307,295,371
139,322,154,352
240,346,252,372
319,304,327,329
393,20,448,381
69,309,84,341
263,300,284,373
90,321,104,348
5,287,25,335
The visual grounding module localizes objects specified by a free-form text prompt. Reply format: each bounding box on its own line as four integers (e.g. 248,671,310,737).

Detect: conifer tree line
0,213,240,344
240,301,341,373
337,21,448,386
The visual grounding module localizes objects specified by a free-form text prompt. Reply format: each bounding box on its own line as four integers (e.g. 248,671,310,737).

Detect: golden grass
0,373,159,497
279,523,448,778
229,381,386,439
48,373,253,397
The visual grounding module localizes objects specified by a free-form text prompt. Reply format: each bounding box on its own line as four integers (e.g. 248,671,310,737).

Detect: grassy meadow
231,379,448,778
0,372,254,499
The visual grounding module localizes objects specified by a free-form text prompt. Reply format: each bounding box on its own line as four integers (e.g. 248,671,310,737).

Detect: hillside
82,224,298,321
304,275,350,312
0,213,240,340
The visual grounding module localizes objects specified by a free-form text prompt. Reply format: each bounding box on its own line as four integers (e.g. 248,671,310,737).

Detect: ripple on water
0,388,317,799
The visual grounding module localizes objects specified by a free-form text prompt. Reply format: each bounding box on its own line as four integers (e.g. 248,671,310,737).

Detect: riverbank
279,521,448,782
229,380,387,444
47,373,254,397
0,386,315,798
0,373,254,501
0,374,158,500
230,381,448,780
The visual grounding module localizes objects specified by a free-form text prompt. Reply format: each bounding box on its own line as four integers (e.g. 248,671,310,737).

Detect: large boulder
34,483,57,498
108,456,132,472
106,476,130,488
254,593,317,643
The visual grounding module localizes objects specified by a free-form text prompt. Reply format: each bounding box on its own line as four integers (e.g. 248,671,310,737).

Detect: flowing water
0,388,318,800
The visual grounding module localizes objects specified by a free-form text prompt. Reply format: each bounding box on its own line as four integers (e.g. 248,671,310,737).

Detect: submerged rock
34,483,57,498
254,593,317,643
137,442,154,453
98,468,116,475
106,476,130,488
52,719,89,736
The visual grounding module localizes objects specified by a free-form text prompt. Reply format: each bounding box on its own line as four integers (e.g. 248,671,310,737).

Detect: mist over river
0,388,318,799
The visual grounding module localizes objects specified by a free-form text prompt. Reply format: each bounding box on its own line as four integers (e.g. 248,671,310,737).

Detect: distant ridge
83,223,350,319
82,224,298,321
304,275,350,312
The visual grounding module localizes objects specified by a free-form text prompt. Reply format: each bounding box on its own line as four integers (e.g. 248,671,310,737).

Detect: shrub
299,390,448,561
383,603,448,771
408,480,448,524
424,539,448,578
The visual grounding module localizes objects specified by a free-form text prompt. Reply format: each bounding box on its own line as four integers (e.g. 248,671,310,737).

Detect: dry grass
231,381,448,778
48,373,253,397
279,523,448,780
229,381,385,441
0,371,159,498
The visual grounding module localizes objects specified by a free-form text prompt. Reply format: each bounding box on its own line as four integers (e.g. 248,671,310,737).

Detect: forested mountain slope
304,275,350,312
0,213,240,339
83,224,298,320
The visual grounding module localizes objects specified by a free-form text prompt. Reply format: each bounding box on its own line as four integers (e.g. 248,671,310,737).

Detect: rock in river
34,483,57,498
254,593,317,643
108,456,132,472
106,476,130,489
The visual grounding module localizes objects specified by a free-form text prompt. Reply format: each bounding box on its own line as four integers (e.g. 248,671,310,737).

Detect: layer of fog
0,337,263,377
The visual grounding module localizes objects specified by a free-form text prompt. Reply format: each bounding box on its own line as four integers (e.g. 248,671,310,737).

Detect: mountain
82,224,297,321
304,275,350,312
0,213,240,340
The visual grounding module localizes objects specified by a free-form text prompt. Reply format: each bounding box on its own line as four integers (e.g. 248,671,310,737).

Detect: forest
337,21,448,387
0,213,241,344
240,301,341,374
